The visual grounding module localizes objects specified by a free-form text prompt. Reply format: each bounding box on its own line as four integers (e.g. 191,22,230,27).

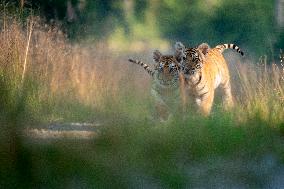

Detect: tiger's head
175,42,210,75
153,50,181,85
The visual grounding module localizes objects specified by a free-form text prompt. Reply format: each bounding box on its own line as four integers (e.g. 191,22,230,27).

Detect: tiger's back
202,48,231,90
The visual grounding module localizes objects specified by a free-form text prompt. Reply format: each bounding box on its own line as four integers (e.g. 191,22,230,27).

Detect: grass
0,14,283,188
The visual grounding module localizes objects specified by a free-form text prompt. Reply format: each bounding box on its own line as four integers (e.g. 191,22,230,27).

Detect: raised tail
128,58,155,77
215,44,244,56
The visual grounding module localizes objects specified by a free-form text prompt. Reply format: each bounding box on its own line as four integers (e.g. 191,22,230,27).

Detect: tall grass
1,14,283,124
0,15,153,123
232,57,284,125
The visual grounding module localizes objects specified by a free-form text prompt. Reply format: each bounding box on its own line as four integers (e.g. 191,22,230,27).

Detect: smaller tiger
129,50,185,122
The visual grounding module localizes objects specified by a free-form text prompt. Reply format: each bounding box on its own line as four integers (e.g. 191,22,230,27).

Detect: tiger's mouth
182,61,202,75
158,73,174,80
158,79,178,87
156,72,179,86
183,67,200,75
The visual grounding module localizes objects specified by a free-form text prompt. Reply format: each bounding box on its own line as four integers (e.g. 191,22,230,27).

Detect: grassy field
0,17,284,188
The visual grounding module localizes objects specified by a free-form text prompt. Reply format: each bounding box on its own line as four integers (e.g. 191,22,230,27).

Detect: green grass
1,108,283,188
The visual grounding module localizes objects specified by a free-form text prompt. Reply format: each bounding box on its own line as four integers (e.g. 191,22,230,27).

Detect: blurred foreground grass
1,111,284,188
0,16,283,188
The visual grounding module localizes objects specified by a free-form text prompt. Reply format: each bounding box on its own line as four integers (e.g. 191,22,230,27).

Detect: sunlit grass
1,15,283,125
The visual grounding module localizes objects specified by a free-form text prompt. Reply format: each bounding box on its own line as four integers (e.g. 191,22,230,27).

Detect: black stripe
233,44,236,49
200,91,209,98
128,58,135,63
129,58,155,77
197,83,206,92
193,75,202,86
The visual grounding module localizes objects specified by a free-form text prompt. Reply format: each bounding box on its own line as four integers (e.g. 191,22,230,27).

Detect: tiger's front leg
221,80,234,110
196,90,215,116
179,73,187,114
154,102,172,122
151,88,172,122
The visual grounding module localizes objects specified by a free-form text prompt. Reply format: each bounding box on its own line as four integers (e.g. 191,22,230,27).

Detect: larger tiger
129,50,185,122
175,42,244,115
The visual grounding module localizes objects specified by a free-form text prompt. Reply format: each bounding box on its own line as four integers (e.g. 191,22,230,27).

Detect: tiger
128,50,185,122
175,42,244,115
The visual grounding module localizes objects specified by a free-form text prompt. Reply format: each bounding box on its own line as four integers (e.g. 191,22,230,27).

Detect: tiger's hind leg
221,80,234,110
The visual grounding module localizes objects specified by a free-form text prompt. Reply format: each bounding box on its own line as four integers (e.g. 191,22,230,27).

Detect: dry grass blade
21,18,33,84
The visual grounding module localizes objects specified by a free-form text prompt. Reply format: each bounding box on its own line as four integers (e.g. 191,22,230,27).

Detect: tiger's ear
198,43,210,55
153,50,162,62
175,42,185,52
175,42,186,62
175,49,186,63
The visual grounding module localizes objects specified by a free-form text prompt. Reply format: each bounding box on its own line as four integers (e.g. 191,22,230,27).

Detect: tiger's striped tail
215,44,244,56
128,58,155,77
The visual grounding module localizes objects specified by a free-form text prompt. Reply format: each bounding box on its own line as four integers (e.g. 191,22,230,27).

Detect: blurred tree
13,0,129,40
7,0,284,58
155,0,275,57
274,0,284,60
211,0,275,58
276,0,284,28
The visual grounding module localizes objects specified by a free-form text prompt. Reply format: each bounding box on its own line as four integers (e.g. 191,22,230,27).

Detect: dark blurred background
8,0,284,59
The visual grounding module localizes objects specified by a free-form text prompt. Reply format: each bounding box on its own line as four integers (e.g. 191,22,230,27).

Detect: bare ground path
25,122,102,139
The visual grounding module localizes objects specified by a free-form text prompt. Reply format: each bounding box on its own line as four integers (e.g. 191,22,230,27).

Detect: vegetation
13,0,281,57
0,1,283,188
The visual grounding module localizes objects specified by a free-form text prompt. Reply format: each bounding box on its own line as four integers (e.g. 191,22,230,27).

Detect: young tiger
128,50,185,122
175,42,244,115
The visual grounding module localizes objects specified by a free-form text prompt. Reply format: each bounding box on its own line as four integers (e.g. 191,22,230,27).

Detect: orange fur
196,48,233,115
175,42,243,115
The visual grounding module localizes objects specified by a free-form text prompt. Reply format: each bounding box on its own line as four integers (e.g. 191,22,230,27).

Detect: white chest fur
214,74,222,89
